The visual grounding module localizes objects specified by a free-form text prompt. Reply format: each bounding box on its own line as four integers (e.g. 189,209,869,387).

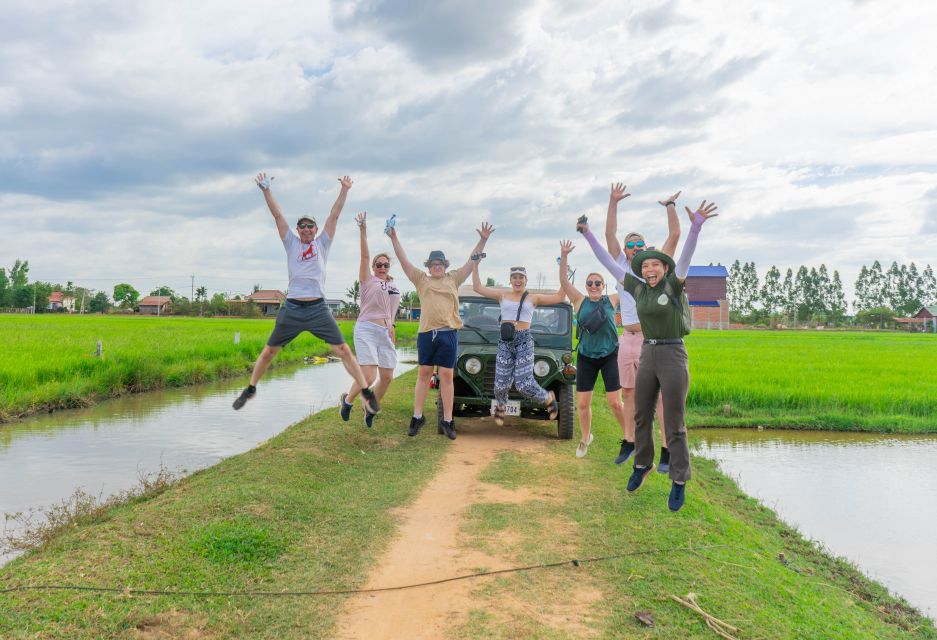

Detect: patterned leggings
494,330,549,407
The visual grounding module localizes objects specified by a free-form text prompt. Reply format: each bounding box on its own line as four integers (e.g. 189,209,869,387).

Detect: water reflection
1,350,416,565
696,428,937,620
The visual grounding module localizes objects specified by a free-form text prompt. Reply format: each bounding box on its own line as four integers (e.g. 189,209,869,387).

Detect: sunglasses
374,262,390,268
298,223,317,229
586,280,604,287
625,240,646,249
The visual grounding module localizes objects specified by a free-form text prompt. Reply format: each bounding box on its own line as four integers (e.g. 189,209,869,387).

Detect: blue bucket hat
424,250,450,268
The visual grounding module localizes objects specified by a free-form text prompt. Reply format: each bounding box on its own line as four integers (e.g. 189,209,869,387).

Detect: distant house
138,296,172,315
909,305,937,332
48,291,76,312
684,265,729,330
324,298,343,314
248,289,286,316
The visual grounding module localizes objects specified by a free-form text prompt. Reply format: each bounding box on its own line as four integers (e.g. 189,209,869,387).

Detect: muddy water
696,429,937,620
0,349,416,565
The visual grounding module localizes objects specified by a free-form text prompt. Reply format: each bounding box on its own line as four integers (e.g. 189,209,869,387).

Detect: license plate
491,400,521,416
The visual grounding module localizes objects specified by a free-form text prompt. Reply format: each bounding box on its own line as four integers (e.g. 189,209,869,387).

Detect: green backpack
633,279,692,336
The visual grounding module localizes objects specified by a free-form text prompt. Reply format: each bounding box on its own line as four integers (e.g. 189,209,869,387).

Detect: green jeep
435,291,577,439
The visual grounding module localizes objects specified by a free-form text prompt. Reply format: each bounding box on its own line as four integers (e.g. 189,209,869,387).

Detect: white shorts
353,320,398,369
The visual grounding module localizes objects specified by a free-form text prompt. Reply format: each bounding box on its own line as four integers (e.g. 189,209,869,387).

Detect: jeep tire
556,383,575,439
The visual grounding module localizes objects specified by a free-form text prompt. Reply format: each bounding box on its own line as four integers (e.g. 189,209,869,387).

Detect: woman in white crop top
472,257,567,425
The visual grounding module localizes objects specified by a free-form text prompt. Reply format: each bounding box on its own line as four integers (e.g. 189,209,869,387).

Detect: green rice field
1,317,935,431
0,315,418,422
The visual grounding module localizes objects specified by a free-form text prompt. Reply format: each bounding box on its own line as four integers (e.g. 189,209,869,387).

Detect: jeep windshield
460,299,571,335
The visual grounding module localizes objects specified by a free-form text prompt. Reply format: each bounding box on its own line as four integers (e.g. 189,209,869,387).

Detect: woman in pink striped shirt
340,212,402,428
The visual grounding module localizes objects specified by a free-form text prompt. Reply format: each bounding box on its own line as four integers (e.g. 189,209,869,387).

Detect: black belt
643,338,683,345
287,298,323,306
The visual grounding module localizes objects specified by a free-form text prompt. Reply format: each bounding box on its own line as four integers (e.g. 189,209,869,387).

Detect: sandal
546,390,559,420
492,404,506,426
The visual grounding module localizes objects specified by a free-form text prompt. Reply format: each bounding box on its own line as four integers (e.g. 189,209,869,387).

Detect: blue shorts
417,329,458,369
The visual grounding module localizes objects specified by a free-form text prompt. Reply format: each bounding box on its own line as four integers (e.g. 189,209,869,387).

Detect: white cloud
2,0,936,307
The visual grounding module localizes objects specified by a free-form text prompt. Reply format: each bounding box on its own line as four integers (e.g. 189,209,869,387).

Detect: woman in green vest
580,201,718,512
558,240,629,458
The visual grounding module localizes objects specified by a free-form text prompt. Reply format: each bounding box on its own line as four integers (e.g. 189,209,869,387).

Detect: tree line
728,260,936,325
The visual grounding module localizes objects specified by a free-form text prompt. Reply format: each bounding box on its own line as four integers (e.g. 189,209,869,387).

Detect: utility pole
191,275,195,302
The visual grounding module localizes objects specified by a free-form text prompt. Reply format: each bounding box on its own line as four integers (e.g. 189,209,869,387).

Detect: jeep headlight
533,359,551,377
464,357,482,375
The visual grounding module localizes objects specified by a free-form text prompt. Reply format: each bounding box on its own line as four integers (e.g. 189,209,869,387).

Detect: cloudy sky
2,0,935,304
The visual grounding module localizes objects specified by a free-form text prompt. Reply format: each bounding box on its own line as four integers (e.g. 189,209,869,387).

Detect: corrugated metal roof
687,265,728,277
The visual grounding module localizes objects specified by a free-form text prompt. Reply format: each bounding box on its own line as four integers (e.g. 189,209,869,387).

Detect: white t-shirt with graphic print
283,231,332,299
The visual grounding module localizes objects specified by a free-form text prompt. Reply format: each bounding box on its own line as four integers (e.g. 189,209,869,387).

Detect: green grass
1,373,932,638
453,411,936,639
682,330,937,431
0,315,418,422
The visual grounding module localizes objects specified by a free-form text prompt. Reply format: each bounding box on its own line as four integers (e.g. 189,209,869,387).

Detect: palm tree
345,280,360,316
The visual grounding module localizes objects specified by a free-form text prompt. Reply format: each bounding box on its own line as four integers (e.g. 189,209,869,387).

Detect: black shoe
232,385,256,410
626,465,654,493
614,440,635,465
339,393,352,422
441,420,457,440
668,482,686,512
657,447,671,474
407,416,425,437
364,410,376,429
360,388,381,414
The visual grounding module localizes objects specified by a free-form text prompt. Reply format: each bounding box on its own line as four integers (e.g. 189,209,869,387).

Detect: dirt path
333,418,548,640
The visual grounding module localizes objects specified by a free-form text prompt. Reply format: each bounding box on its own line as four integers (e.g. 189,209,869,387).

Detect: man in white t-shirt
604,182,680,470
232,173,379,414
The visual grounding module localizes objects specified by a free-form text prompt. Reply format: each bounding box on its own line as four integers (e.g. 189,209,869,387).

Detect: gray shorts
266,299,345,347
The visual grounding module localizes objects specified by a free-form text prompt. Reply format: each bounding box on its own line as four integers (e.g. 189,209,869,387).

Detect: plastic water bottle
384,214,397,236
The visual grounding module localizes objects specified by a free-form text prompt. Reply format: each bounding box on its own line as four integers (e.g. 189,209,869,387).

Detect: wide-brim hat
424,250,450,268
632,249,675,275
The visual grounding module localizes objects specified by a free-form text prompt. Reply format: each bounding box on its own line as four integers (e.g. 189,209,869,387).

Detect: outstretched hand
338,175,353,190
355,211,367,227
477,221,495,240
658,190,681,207
610,182,630,203
686,200,718,226
255,172,274,191
560,240,575,256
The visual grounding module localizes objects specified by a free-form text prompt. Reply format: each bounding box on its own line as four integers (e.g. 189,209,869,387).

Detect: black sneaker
364,410,376,429
668,482,686,512
339,393,352,422
232,385,256,410
626,464,654,493
614,440,635,465
407,416,425,437
360,388,381,414
441,420,457,440
657,447,670,474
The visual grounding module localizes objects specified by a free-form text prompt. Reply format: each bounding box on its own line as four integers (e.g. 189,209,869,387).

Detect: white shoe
575,433,594,458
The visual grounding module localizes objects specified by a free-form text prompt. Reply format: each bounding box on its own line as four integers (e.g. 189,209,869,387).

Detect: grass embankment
684,330,937,432
1,372,933,638
0,315,418,422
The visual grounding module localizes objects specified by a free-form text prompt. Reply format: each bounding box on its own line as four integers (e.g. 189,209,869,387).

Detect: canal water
0,350,416,565
696,429,937,620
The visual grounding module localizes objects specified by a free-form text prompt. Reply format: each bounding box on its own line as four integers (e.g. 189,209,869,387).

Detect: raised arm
675,201,718,284
579,223,628,282
531,280,567,306
322,175,353,239
605,182,630,258
658,190,682,257
387,226,423,282
558,240,584,309
256,173,290,240
455,222,495,282
471,259,504,301
356,212,371,284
